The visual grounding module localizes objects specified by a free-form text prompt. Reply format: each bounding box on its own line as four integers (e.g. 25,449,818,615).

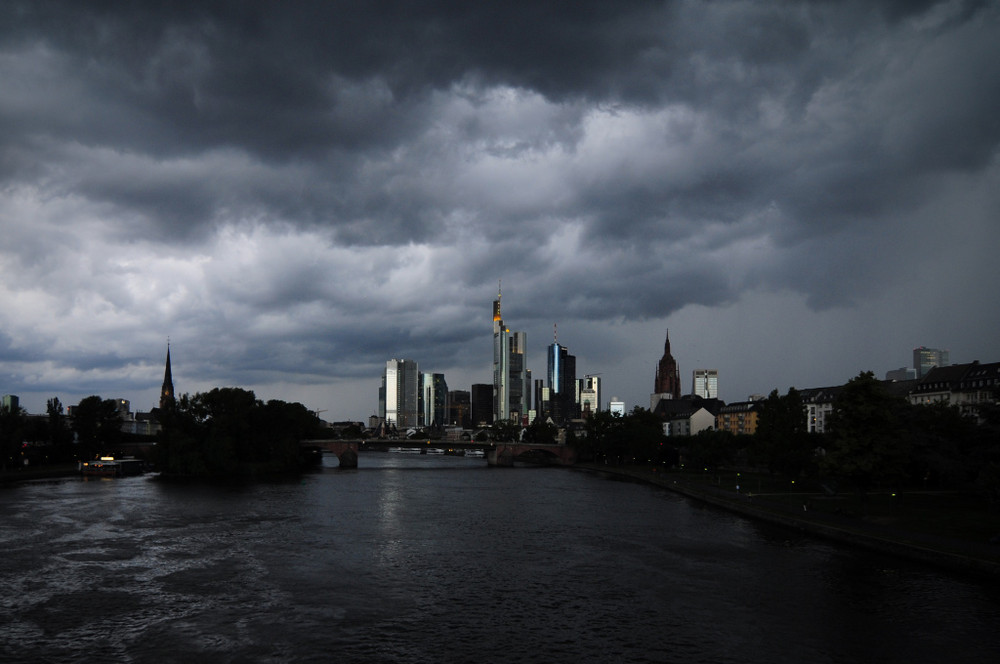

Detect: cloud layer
1,1,998,416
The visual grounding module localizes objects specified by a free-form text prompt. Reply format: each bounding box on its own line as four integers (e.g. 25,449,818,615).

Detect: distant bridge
300,439,576,468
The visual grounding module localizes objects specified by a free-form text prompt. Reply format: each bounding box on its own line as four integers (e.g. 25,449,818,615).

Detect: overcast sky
1,0,998,420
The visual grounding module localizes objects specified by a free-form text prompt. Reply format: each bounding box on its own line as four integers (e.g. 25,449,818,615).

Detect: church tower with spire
654,329,680,399
159,343,175,411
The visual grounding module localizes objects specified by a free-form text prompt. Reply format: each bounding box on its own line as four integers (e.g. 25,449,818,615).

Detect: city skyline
1,2,998,420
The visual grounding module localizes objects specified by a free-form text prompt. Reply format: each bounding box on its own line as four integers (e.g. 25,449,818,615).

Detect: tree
522,418,558,445
822,371,911,495
72,396,123,460
0,402,26,470
492,419,521,442
47,397,74,460
752,388,815,479
585,407,667,465
156,387,323,478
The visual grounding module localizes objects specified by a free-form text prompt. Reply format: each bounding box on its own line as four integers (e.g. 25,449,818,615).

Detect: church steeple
159,342,175,411
654,329,680,399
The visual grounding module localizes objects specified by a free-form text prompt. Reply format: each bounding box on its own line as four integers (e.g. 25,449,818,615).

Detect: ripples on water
1,454,998,663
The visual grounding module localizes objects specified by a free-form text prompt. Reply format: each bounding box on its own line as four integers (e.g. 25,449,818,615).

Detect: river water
1,453,998,663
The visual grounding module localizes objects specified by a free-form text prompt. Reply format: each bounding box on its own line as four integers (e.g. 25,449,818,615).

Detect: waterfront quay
577,462,1000,579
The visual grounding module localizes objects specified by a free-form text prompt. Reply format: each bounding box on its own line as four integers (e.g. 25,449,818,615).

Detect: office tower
654,330,680,399
581,375,602,416
509,331,528,423
471,383,494,425
448,390,471,428
547,325,578,423
913,346,950,378
886,367,917,381
492,283,528,424
384,359,419,428
1,394,19,414
493,283,510,422
692,369,718,399
159,343,175,411
609,397,626,416
421,373,448,428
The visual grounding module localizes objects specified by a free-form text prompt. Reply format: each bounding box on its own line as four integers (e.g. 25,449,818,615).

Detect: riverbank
0,463,80,484
575,462,1000,579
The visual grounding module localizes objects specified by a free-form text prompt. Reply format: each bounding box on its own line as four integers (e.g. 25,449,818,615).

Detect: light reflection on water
1,454,998,663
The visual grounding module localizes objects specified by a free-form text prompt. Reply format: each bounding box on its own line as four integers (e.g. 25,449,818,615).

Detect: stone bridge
301,439,576,468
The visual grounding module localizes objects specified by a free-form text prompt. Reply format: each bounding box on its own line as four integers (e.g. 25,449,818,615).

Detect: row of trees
1,389,328,480
0,396,128,469
156,387,328,478
580,371,1000,501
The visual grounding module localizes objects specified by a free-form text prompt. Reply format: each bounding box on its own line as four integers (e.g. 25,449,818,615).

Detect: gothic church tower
654,330,680,399
159,343,175,411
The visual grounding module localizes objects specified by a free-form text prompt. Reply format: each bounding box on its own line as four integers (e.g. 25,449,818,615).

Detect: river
1,453,998,663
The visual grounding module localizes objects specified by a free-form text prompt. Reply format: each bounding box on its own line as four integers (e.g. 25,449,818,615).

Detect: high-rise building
492,283,528,424
580,375,602,416
421,373,448,428
609,397,626,416
654,330,680,399
448,390,471,428
383,359,419,428
692,369,718,399
1,394,19,414
159,344,175,411
913,346,950,378
886,367,917,381
546,325,578,423
471,383,494,426
493,283,510,423
509,331,529,423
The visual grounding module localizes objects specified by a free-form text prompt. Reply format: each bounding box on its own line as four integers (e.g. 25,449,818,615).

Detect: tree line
579,371,1000,503
0,389,328,479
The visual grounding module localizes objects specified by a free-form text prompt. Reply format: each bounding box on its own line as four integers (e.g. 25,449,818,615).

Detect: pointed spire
159,341,175,411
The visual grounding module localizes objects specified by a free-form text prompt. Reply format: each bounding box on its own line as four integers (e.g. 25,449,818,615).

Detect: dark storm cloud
1,0,998,415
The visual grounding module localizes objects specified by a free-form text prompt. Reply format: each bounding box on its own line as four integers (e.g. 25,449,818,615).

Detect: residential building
653,394,724,436
716,400,760,436
800,386,841,434
662,407,716,437
910,361,1000,419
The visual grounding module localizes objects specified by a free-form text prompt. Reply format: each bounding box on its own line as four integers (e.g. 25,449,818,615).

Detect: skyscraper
421,373,448,428
493,283,510,423
509,330,528,423
547,325,578,423
492,283,528,424
471,383,494,426
654,330,680,399
383,359,419,428
913,346,950,378
581,375,602,416
692,369,718,399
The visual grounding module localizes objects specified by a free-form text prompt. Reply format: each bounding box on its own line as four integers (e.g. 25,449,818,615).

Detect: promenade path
575,462,1000,580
